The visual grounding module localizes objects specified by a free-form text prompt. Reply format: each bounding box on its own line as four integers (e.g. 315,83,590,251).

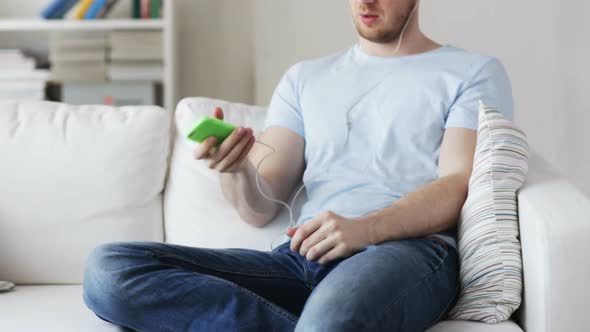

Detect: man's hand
193,107,256,173
286,211,372,264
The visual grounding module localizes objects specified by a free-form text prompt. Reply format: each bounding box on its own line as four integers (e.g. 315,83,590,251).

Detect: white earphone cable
196,3,419,250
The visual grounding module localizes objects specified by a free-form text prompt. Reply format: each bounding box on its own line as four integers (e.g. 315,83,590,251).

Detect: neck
358,15,439,58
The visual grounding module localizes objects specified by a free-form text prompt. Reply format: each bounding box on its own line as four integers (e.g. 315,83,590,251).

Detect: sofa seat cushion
0,285,124,332
0,285,522,332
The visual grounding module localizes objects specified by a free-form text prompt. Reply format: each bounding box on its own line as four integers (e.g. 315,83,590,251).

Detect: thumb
213,107,224,120
285,226,299,237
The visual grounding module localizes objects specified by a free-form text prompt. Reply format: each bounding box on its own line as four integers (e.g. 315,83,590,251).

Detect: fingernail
237,127,244,134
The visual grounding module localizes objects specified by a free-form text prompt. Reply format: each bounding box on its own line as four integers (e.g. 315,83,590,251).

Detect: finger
224,136,256,173
222,135,255,173
318,245,346,265
285,226,299,237
306,236,337,262
209,127,247,169
215,133,253,172
300,223,330,257
193,136,218,160
290,218,322,253
213,107,224,120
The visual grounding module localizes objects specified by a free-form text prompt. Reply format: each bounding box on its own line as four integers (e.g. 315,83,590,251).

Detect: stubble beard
354,1,416,44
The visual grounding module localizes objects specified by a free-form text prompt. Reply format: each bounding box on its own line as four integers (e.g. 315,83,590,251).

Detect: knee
295,286,362,332
82,242,138,314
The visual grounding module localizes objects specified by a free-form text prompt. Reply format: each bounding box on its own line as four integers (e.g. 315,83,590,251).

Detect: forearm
220,159,281,227
359,173,469,245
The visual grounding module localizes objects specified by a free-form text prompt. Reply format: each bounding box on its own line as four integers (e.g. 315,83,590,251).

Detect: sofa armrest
517,153,590,332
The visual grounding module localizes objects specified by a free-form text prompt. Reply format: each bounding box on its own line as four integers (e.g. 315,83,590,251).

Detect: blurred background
0,0,588,196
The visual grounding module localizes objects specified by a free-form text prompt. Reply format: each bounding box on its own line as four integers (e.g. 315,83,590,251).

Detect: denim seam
227,279,300,324
372,244,451,329
137,243,295,278
301,260,314,289
157,253,299,280
429,282,460,327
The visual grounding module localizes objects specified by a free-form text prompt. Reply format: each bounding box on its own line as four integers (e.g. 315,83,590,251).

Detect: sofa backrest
164,98,300,250
0,101,170,284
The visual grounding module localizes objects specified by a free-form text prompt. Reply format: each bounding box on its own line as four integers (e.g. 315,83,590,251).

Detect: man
83,0,512,331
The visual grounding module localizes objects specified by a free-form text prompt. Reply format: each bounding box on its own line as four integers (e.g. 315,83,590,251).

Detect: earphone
191,2,420,250
344,0,419,140
252,141,307,250
259,1,420,250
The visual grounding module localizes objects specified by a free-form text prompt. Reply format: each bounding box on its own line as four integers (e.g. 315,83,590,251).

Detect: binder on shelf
74,0,96,20
40,0,79,19
98,0,120,18
132,0,141,19
151,0,161,19
85,0,109,19
141,0,150,19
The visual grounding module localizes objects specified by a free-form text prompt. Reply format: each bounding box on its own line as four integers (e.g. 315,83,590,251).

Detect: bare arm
360,127,477,243
193,107,305,228
290,128,477,263
220,127,305,227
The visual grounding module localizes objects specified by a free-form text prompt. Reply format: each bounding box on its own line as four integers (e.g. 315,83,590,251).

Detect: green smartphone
187,116,237,146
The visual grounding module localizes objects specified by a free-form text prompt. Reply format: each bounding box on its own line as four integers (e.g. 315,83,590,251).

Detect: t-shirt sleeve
445,58,514,130
263,63,305,138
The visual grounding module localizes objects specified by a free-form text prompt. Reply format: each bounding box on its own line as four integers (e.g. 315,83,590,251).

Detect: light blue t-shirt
264,44,513,245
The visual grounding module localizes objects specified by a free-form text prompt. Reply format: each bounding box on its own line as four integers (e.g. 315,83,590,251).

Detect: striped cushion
448,102,529,323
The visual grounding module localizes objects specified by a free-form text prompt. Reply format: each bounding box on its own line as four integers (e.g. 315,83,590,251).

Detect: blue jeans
83,237,458,332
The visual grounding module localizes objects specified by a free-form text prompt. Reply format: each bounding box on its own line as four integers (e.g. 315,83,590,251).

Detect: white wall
176,1,253,103
252,0,356,104
252,0,590,196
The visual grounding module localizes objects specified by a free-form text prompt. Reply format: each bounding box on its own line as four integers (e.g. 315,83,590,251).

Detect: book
85,0,109,19
0,50,48,101
98,0,120,18
40,0,78,19
0,59,36,71
74,0,96,20
51,61,108,83
151,0,161,19
108,61,163,81
50,49,106,62
132,0,141,19
0,69,51,80
54,0,81,18
0,80,46,91
141,0,150,19
0,50,36,71
110,31,163,61
50,32,108,61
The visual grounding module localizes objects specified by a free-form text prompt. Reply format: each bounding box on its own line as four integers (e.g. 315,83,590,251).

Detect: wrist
356,215,381,246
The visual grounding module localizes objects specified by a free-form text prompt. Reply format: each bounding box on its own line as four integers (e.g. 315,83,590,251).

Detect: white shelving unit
0,1,177,111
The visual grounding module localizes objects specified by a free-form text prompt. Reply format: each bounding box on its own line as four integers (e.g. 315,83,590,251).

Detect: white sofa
1,98,589,332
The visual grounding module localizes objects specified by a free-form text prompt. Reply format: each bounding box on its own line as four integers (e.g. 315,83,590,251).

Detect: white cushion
0,285,122,332
449,103,529,322
164,98,298,250
0,101,170,284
